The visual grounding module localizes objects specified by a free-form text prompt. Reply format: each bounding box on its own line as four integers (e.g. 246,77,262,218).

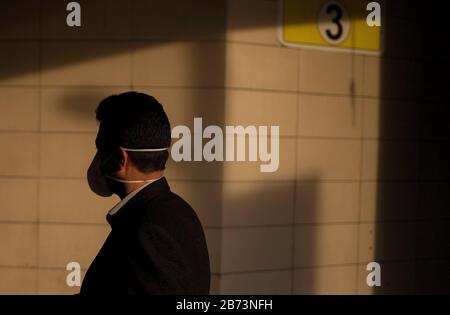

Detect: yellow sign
279,0,383,54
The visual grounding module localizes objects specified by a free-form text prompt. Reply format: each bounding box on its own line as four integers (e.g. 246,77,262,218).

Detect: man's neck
119,171,164,199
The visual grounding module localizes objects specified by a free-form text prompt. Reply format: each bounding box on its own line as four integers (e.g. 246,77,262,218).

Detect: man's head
92,91,171,196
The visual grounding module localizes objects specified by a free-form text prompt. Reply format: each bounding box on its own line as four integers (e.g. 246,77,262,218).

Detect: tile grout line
35,0,44,295
216,3,230,293
1,175,448,185
355,53,366,295
289,48,301,294
129,0,135,91
0,83,444,105
3,255,450,278
2,218,450,228
0,129,438,142
0,36,437,64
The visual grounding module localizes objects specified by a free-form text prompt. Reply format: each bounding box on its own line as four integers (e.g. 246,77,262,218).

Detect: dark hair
95,91,171,173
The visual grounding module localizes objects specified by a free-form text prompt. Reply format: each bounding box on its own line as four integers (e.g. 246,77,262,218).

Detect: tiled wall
0,0,449,294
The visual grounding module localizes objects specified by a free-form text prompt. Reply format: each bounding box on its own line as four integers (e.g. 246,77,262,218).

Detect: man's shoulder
139,187,203,233
146,188,193,214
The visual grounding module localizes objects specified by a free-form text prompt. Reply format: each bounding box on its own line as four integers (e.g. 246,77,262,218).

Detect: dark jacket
80,177,210,295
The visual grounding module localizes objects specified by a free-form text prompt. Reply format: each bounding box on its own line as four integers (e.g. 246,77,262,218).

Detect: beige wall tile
357,262,415,294
221,226,292,273
38,268,82,295
42,0,131,40
40,133,96,177
296,182,359,224
42,42,131,86
360,182,418,222
358,222,415,263
137,87,225,130
0,178,38,221
361,140,378,181
169,181,222,228
222,182,294,227
133,42,225,87
167,138,294,181
294,265,357,294
357,223,376,263
0,223,37,267
361,140,418,181
223,138,296,181
226,43,298,91
297,139,361,181
363,57,380,97
0,133,39,176
220,270,292,294
356,264,374,295
225,89,298,137
165,159,224,181
143,87,297,136
0,42,39,85
0,87,39,131
204,228,221,274
298,94,362,138
0,0,40,39
38,224,110,269
41,87,128,132
39,179,118,224
210,274,220,295
133,0,225,40
299,50,364,95
295,224,358,267
0,267,37,294
363,98,419,139
226,0,279,45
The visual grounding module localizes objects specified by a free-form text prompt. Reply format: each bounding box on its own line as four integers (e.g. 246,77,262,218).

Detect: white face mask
87,147,169,197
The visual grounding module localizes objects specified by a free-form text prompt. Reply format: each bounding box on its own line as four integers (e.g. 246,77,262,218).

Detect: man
81,92,210,294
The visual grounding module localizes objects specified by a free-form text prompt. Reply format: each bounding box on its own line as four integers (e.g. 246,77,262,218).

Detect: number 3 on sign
279,0,383,55
318,1,350,45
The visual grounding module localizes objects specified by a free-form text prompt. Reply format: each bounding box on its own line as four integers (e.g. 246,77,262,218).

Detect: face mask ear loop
121,147,169,152
104,147,169,183
99,147,168,173
104,174,154,184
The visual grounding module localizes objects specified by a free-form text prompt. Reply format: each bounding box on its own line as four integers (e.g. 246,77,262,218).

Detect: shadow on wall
375,3,450,294
210,174,319,294
1,0,449,294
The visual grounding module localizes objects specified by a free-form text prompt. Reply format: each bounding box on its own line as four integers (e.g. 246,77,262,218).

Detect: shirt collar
108,176,163,216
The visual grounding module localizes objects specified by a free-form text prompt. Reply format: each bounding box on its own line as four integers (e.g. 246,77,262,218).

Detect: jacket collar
106,176,170,226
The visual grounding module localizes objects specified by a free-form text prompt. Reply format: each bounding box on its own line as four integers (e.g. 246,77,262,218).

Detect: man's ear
118,147,129,170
